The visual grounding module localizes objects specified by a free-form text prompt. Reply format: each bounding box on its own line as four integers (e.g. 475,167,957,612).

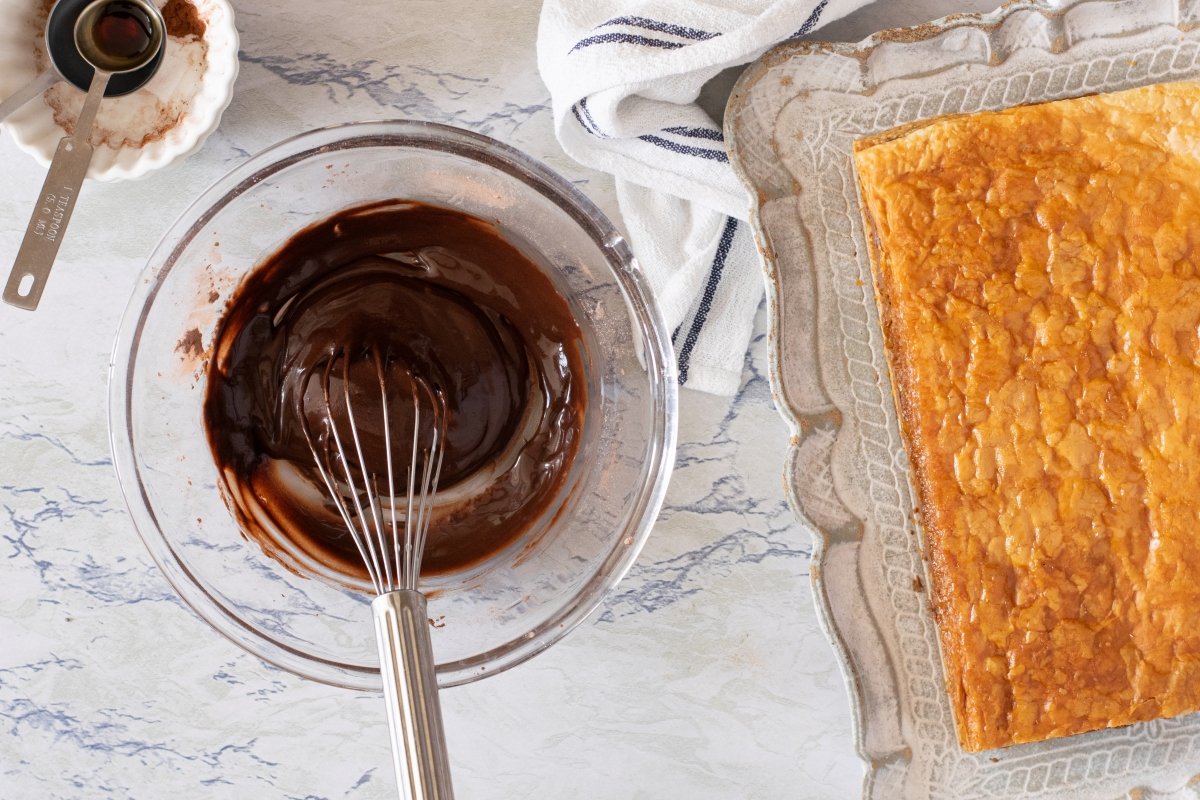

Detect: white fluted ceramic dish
726,1,1200,798
0,0,238,181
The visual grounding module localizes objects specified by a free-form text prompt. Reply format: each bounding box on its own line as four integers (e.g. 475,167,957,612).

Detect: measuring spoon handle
0,70,59,125
3,70,109,310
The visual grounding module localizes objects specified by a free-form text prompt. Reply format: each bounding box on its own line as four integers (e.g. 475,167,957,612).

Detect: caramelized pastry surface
854,82,1200,751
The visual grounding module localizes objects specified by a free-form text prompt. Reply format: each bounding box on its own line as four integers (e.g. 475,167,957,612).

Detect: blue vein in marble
237,51,549,135
211,657,301,704
598,504,811,623
0,656,85,682
73,555,182,608
0,476,188,616
0,691,283,778
2,484,120,576
0,418,112,467
597,322,807,622
0,703,290,797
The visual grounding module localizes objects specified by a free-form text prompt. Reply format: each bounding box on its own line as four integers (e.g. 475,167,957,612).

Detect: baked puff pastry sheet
853,82,1200,751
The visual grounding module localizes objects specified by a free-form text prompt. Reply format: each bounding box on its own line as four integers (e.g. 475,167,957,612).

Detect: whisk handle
372,590,455,800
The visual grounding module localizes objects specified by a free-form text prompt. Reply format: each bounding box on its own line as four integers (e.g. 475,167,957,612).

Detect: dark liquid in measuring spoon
92,2,154,61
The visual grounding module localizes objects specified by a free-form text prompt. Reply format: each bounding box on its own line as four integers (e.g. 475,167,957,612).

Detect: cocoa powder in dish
34,0,210,150
163,0,205,39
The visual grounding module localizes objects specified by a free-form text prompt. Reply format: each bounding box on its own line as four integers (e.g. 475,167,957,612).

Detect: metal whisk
301,345,455,800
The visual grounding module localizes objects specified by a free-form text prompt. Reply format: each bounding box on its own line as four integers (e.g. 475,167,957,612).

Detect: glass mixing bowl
109,121,677,689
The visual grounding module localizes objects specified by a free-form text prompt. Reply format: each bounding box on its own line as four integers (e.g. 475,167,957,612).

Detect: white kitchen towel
537,0,871,394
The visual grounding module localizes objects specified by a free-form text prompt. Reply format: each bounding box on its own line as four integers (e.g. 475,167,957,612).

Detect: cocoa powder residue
176,328,203,359
163,0,207,39
36,0,211,149
50,100,189,149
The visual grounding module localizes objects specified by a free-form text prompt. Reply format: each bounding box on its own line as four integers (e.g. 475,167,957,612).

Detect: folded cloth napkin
537,0,871,394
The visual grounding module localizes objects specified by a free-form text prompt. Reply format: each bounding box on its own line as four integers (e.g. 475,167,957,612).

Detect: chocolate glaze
204,200,586,582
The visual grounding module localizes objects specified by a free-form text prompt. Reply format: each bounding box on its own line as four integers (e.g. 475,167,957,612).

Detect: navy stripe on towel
638,134,728,163
677,218,738,385
597,15,717,41
571,33,687,53
571,103,594,135
789,0,828,39
573,97,610,138
662,126,724,142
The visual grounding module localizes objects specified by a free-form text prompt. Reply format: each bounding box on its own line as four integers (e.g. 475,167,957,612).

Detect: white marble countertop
0,1,998,797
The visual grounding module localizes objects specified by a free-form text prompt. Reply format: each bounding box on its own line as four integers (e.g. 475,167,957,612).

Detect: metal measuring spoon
0,71,60,125
3,0,165,311
1,0,166,125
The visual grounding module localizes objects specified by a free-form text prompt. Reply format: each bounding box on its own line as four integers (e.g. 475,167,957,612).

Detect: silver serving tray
726,1,1200,797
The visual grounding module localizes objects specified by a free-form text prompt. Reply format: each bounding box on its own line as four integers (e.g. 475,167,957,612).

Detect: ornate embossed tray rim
726,1,1200,798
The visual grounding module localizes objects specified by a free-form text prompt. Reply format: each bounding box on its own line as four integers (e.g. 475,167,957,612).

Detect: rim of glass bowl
107,120,679,690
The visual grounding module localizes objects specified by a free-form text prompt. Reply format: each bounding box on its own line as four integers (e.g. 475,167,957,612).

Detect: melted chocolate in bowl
204,200,586,583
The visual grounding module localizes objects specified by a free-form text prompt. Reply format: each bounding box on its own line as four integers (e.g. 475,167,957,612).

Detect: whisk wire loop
300,344,447,596
404,379,420,590
301,354,380,595
412,380,446,585
325,350,389,595
375,347,400,594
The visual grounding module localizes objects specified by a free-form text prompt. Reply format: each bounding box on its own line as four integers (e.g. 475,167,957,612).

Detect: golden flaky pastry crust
853,82,1200,752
